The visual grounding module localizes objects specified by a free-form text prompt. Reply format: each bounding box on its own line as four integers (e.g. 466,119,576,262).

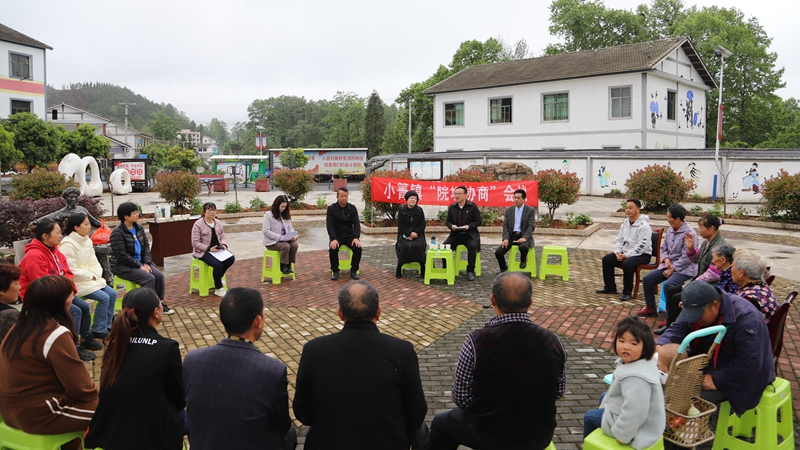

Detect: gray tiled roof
424,37,715,95
0,23,52,50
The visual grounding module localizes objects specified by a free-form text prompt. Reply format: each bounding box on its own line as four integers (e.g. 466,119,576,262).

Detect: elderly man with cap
395,190,427,278
656,281,774,416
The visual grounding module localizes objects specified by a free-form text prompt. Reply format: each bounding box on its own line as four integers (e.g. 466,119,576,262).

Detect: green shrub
437,210,448,223
291,200,302,210
609,188,623,195
10,168,79,200
538,213,551,228
188,197,203,215
361,206,376,223
360,169,413,221
442,168,496,182
316,196,328,209
155,170,200,210
530,169,582,218
733,205,748,219
249,197,268,211
278,148,309,169
481,209,501,226
689,205,705,217
566,212,593,228
224,201,243,213
272,169,315,203
625,164,696,210
707,202,723,216
759,169,800,221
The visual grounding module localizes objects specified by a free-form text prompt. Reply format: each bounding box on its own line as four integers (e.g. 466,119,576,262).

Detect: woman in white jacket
262,195,299,275
60,213,116,339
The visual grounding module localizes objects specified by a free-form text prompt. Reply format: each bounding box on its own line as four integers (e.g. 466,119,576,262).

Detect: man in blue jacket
656,281,775,416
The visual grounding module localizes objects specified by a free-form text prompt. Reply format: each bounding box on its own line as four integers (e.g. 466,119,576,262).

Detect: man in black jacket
109,202,174,314
326,187,362,280
443,186,481,281
294,281,428,449
426,273,567,450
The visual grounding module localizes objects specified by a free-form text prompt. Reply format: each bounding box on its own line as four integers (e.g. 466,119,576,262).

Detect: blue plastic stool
454,244,481,276
189,258,227,296
0,422,84,450
508,245,536,277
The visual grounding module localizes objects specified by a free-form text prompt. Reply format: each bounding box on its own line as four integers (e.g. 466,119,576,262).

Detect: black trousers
601,252,651,295
495,232,531,271
666,283,685,326
199,252,235,289
329,237,362,272
425,407,552,450
444,234,478,273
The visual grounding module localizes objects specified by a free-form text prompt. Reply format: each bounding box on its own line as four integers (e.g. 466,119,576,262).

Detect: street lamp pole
714,45,732,163
408,96,412,154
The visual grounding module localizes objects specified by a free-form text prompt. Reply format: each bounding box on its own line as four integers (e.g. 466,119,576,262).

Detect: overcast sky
5,0,798,127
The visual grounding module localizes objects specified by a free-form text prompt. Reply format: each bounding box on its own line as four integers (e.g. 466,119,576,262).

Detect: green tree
164,146,202,173
0,124,22,172
323,92,365,148
60,124,111,160
205,118,229,147
279,148,309,169
0,113,60,171
139,143,171,169
382,108,410,155
149,112,181,143
364,91,386,158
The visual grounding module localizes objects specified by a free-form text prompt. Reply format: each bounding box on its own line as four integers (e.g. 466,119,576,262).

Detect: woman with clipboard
191,202,235,297
263,195,299,275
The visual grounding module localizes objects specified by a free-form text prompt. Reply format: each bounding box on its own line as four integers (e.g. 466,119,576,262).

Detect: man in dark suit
294,281,428,449
495,189,536,272
327,187,362,280
443,185,482,281
183,287,296,450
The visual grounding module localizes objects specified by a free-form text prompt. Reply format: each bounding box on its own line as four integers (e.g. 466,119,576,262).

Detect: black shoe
396,267,402,279
331,271,339,281
619,294,632,301
162,303,175,315
467,272,475,281
77,346,96,362
351,271,360,280
280,264,293,275
498,265,508,273
519,260,527,269
653,326,667,335
81,338,102,351
595,288,618,294
91,331,109,340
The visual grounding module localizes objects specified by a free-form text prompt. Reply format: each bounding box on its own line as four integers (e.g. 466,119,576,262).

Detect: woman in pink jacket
191,202,234,297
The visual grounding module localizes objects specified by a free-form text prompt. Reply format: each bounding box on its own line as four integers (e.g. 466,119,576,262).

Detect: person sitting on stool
596,199,652,301
327,187,362,281
496,189,536,272
443,186,481,282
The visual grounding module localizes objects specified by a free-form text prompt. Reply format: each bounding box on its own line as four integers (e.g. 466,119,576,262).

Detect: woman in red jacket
19,219,101,362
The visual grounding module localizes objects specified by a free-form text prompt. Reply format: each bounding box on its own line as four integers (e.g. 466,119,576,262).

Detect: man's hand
664,268,675,278
516,237,526,243
702,374,717,391
141,264,153,274
409,232,418,240
352,238,362,248
615,252,626,261
329,240,340,250
501,239,509,248
663,258,674,270
451,225,460,231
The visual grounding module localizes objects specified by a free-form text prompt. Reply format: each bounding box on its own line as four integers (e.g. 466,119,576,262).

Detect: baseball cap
677,281,721,323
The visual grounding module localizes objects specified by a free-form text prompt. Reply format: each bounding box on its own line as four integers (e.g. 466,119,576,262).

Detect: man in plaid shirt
426,272,567,450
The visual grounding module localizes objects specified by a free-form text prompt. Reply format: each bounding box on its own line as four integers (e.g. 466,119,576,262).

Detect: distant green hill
47,82,194,133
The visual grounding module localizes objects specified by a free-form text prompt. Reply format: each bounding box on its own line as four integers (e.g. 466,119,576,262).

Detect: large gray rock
465,162,533,181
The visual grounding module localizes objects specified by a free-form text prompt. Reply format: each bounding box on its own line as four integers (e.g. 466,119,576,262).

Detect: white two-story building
424,37,716,151
0,23,51,119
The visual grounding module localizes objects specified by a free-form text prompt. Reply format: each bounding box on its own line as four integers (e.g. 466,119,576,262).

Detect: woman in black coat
395,190,427,278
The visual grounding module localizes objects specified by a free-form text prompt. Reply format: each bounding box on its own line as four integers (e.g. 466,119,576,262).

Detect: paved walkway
45,187,800,448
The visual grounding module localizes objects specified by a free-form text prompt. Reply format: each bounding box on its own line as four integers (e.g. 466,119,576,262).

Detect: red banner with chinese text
370,178,538,207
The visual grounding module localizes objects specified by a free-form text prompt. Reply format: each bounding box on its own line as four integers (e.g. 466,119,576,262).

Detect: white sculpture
57,153,103,197
110,169,132,195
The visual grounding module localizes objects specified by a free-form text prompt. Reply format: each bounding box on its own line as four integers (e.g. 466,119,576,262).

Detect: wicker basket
664,397,717,447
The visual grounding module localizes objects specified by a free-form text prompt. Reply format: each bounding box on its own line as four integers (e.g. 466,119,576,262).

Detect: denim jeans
69,296,91,340
583,392,607,438
83,285,117,334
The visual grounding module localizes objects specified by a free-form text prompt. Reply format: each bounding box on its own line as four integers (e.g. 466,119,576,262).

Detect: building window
610,87,631,118
667,90,676,121
543,93,569,121
10,53,30,79
489,97,512,123
444,102,464,126
11,100,32,115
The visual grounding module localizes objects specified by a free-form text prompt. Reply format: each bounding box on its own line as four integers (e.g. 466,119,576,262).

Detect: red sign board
370,177,538,207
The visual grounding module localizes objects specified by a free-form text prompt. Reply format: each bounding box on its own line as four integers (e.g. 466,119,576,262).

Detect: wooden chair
764,266,775,286
615,228,663,299
769,291,797,371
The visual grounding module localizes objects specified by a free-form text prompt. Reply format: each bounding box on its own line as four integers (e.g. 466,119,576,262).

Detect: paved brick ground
81,234,799,449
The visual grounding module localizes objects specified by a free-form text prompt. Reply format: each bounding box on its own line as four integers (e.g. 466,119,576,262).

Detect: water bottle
430,234,436,250
116,283,126,299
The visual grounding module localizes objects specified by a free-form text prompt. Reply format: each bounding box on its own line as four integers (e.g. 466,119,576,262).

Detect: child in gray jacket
583,317,665,449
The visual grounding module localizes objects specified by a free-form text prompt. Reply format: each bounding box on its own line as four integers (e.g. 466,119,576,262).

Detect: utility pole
119,102,136,158
407,96,412,154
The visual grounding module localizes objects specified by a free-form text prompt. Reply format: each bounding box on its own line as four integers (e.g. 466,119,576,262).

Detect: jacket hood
613,357,660,385
24,238,55,254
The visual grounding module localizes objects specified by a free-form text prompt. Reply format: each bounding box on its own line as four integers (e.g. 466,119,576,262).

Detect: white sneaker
215,288,228,297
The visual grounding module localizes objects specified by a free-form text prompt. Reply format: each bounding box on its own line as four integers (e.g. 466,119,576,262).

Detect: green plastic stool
508,245,536,277
454,245,481,276
112,276,139,311
425,248,455,285
712,377,794,450
584,428,665,449
189,258,227,296
0,422,84,450
261,249,296,285
333,245,355,271
545,442,556,450
539,245,569,281
400,262,422,276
